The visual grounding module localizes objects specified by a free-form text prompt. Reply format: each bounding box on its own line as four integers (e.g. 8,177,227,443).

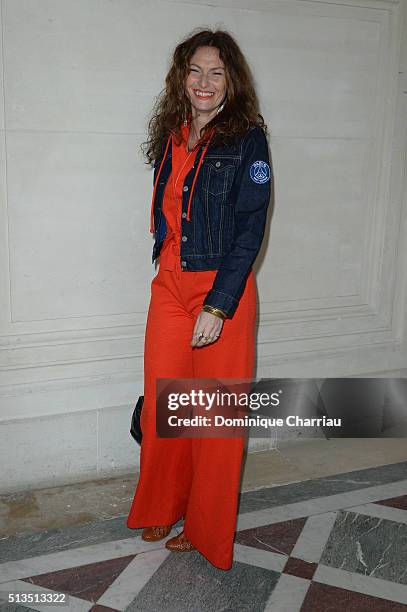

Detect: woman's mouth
193,90,215,98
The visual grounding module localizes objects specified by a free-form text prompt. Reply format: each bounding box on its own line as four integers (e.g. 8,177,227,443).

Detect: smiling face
185,46,227,120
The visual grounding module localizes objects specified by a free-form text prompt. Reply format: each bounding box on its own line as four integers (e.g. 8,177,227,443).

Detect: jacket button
182,235,188,242
182,212,187,218
215,161,221,167
183,185,189,191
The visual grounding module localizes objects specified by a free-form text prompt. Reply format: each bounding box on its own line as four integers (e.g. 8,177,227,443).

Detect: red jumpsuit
126,121,257,570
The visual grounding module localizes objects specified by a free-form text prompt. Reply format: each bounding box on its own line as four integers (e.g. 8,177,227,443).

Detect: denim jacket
150,124,272,318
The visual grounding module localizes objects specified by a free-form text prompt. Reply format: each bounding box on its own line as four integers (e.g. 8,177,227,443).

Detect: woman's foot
141,525,172,541
165,530,195,552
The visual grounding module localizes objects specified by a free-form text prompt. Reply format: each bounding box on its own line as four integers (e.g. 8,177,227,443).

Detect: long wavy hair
141,28,267,165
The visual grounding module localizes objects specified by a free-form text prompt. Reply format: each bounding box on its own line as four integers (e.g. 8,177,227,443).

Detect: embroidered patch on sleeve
249,160,271,184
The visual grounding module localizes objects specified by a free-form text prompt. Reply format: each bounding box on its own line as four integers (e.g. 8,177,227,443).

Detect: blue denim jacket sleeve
202,126,272,318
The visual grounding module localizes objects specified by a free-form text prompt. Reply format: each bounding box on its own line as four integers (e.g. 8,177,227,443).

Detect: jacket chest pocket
203,161,236,198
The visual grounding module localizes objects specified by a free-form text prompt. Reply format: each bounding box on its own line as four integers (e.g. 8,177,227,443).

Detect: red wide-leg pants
126,244,257,570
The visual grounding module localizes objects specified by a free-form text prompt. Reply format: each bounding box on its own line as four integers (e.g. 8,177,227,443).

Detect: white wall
1,0,406,492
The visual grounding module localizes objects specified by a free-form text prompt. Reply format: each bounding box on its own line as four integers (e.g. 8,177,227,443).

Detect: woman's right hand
191,310,224,347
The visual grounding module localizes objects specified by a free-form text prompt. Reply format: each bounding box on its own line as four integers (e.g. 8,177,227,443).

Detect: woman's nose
198,74,210,87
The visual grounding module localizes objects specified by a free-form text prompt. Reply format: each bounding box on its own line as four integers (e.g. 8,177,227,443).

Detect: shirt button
183,185,189,191
181,260,187,267
182,235,188,242
182,212,187,218
215,161,221,167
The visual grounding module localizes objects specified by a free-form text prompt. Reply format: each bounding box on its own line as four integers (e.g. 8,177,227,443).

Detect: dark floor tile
235,518,306,555
375,494,407,510
300,582,407,611
320,510,407,584
0,516,134,564
283,556,317,580
126,551,280,612
237,460,407,514
21,554,135,602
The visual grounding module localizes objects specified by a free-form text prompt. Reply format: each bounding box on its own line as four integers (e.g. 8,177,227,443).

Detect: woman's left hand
191,310,224,347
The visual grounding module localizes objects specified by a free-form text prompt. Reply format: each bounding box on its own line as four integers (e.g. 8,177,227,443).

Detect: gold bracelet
202,305,228,320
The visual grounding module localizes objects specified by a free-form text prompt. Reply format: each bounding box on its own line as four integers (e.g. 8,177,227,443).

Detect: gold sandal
141,525,172,541
165,530,195,552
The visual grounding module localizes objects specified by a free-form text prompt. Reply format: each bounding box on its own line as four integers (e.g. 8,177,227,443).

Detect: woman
127,28,272,571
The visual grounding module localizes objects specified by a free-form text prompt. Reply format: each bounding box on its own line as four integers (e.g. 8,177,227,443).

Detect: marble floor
1,460,407,611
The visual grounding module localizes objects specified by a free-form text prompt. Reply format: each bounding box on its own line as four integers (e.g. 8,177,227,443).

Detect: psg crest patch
249,160,271,184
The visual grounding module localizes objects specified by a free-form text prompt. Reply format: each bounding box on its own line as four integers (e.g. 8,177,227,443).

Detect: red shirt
159,122,201,271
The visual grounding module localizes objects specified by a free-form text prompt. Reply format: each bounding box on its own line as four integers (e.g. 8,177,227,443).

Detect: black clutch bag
130,395,144,445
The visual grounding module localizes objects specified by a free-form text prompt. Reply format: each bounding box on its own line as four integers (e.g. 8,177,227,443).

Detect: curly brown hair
141,27,267,165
